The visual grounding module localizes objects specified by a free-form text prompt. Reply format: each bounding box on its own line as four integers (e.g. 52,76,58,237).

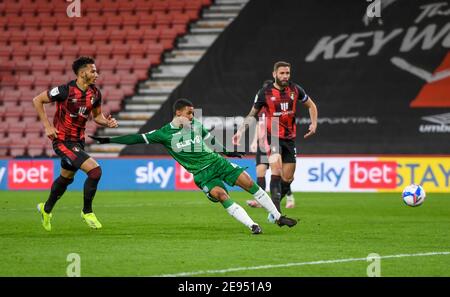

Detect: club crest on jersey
290,92,295,100
91,96,95,105
270,96,276,101
73,146,80,152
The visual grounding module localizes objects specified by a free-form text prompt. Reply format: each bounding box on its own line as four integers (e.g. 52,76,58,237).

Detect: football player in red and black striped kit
233,61,318,215
33,56,118,231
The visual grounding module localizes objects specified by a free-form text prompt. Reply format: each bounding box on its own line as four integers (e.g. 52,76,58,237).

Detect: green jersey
141,119,222,175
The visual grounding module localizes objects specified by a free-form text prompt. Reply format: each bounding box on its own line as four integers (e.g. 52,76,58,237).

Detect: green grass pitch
0,191,449,276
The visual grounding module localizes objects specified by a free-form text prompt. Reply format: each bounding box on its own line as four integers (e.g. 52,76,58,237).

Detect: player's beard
275,77,289,88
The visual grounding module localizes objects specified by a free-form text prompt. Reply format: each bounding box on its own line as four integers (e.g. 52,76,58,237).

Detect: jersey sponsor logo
350,161,397,189
175,135,202,149
50,87,60,97
8,160,54,190
135,162,173,188
280,102,289,111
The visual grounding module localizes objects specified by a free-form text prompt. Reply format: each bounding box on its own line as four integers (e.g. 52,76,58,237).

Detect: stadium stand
0,0,213,157
122,0,450,156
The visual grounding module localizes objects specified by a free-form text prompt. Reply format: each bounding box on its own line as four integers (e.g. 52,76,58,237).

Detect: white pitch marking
156,251,450,277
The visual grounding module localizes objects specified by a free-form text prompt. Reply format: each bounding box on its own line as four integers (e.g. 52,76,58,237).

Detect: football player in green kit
90,99,297,234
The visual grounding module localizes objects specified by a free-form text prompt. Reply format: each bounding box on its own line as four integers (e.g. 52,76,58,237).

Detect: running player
33,56,118,231
90,98,298,234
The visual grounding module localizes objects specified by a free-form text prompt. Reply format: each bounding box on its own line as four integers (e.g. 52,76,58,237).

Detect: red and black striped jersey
47,80,102,142
253,82,308,140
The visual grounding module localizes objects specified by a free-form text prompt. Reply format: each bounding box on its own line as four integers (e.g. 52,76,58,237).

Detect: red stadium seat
26,30,45,45
62,44,79,57
2,89,21,102
9,138,28,157
9,30,28,46
137,14,156,27
118,1,136,13
79,44,97,56
152,1,169,12
47,45,65,59
7,16,25,29
112,44,131,58
0,139,9,157
17,76,35,88
32,60,49,76
93,30,111,43
107,89,125,101
116,60,134,71
109,29,127,43
98,60,117,72
1,75,18,88
27,138,45,157
29,45,47,59
96,44,114,60
8,122,27,139
106,15,124,28
40,18,57,30
34,77,53,90
43,30,60,44
155,13,172,27
0,124,8,140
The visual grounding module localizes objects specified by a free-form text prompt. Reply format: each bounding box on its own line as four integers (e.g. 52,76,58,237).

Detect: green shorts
193,157,246,202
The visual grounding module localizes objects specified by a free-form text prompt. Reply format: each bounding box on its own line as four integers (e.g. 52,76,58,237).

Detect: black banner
121,0,450,155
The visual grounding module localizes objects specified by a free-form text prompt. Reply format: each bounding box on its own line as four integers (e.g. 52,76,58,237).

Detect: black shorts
53,141,90,171
267,136,297,164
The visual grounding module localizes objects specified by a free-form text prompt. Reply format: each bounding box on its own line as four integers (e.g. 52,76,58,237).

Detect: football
402,184,426,207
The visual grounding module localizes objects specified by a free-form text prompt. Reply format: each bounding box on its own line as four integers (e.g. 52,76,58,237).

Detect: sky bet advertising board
0,157,449,193
0,158,256,191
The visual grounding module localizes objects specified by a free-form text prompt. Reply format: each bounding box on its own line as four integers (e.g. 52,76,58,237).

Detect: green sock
248,182,260,195
221,198,234,209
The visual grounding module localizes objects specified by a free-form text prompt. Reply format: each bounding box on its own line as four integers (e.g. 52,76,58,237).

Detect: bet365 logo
66,0,81,18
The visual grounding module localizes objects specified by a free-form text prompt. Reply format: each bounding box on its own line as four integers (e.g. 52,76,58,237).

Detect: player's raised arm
302,97,318,139
32,90,59,140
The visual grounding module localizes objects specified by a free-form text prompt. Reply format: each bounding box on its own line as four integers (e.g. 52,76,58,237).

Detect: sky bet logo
350,161,397,189
8,160,54,190
135,162,173,188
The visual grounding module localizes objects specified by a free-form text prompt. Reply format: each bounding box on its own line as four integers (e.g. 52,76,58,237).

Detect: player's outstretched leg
209,187,262,234
246,176,265,208
81,166,102,229
235,172,298,228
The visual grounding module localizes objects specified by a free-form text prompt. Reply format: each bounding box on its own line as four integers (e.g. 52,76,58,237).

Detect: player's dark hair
72,56,95,75
173,98,194,115
273,61,291,72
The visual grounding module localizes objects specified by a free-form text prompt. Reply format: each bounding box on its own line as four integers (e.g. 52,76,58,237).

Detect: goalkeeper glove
89,135,111,144
223,151,246,158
